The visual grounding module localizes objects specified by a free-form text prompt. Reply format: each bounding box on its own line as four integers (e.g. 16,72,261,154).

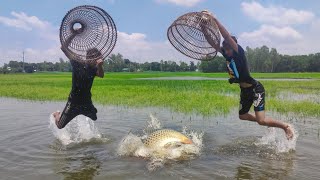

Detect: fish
143,129,193,149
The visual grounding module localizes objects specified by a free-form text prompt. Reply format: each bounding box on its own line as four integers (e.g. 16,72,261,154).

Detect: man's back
69,60,97,104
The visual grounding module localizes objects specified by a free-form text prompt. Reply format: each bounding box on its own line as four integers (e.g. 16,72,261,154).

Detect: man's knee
256,117,266,125
91,114,97,121
57,125,64,129
239,113,250,120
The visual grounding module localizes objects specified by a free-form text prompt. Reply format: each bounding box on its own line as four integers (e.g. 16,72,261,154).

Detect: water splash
117,132,150,158
118,114,203,171
257,126,299,153
143,114,162,136
183,126,204,149
49,114,105,146
148,114,162,130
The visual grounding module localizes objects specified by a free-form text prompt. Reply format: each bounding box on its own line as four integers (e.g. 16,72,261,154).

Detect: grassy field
0,72,319,117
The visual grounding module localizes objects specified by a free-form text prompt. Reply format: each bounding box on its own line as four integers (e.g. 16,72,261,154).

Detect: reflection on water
235,159,294,180
53,150,101,180
0,98,319,179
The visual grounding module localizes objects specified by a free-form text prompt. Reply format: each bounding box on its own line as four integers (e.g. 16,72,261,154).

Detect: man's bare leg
239,113,256,122
239,111,294,140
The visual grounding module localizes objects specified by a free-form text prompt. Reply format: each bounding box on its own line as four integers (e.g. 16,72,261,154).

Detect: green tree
179,61,189,72
190,61,196,71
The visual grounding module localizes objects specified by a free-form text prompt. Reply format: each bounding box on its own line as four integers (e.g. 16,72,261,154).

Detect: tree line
0,53,198,73
1,45,320,74
200,46,320,73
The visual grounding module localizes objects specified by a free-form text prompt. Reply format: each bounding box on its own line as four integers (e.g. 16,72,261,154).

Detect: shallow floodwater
136,76,315,81
0,98,319,180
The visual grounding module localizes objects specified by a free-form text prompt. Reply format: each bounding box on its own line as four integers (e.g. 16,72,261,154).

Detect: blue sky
0,0,319,64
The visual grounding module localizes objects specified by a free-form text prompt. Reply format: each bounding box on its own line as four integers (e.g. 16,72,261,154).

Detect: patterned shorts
239,81,265,115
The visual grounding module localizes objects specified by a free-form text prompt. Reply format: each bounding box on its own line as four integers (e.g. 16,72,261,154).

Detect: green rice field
0,72,319,117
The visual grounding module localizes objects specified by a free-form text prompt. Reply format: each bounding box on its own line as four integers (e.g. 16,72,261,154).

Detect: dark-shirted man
52,34,104,129
202,11,293,139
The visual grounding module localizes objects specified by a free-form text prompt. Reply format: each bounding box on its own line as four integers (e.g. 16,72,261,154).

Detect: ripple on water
0,112,111,177
0,123,59,171
2,98,320,180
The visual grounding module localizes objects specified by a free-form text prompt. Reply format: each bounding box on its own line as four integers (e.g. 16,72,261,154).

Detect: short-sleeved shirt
222,44,256,85
68,60,97,104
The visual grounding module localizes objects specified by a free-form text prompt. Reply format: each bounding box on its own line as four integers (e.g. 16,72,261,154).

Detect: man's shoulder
237,44,245,53
234,44,246,59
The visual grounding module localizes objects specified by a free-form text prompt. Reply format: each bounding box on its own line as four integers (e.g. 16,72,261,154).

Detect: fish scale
143,129,193,148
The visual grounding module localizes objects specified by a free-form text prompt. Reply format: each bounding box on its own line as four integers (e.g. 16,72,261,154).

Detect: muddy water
0,98,319,180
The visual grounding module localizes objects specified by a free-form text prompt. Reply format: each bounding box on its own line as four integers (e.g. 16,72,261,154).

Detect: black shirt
222,44,256,85
68,60,97,104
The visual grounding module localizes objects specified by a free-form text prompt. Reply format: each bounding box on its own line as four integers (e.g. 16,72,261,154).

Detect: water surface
136,76,316,81
0,98,319,180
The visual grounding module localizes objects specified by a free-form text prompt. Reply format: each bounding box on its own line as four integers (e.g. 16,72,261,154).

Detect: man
202,11,294,139
52,33,104,129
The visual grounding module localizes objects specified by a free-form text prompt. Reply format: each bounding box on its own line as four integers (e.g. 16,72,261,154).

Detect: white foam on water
49,114,103,146
257,126,299,153
117,114,203,171
147,158,165,172
142,114,162,136
117,132,150,158
183,126,204,149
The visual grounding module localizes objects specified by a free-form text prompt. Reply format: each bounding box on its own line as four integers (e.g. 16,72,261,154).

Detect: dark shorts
239,81,265,115
56,101,97,129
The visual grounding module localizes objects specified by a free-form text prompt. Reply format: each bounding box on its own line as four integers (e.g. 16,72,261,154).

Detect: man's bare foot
284,124,294,140
52,111,61,126
53,111,60,118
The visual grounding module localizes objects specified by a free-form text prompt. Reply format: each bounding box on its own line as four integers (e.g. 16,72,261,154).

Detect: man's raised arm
96,59,104,78
213,17,238,53
200,10,222,53
202,11,238,53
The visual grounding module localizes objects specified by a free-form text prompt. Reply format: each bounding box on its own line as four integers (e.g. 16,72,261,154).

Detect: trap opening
73,22,83,31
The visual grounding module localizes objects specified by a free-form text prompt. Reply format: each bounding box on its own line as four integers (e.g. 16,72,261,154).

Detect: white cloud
239,1,320,55
117,32,151,51
24,47,63,60
0,10,191,65
0,30,190,65
239,24,320,55
241,1,315,26
0,11,58,43
0,11,61,65
240,25,302,44
0,46,63,64
0,11,50,31
114,31,190,62
156,0,202,7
